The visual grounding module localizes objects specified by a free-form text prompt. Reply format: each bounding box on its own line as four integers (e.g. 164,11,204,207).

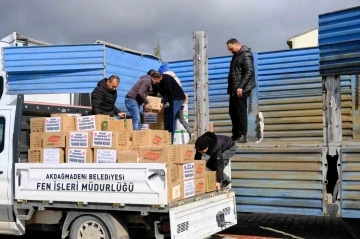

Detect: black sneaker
221,178,231,189
235,135,247,143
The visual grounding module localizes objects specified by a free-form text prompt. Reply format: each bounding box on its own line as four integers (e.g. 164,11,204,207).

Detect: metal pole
193,31,209,139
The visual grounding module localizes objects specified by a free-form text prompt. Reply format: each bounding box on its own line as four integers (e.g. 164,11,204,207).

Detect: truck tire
69,215,111,239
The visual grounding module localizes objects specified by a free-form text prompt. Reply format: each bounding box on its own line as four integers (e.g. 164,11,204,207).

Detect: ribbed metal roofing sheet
318,6,360,75
2,43,161,112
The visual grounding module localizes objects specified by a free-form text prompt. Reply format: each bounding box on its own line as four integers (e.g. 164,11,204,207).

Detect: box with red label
139,145,175,163
175,145,195,164
66,148,93,163
132,129,168,146
76,115,110,131
194,160,206,178
67,131,91,148
42,132,66,148
44,116,75,132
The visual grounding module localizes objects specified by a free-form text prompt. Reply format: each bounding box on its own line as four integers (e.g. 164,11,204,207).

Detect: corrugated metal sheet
318,6,360,76
257,47,353,142
2,43,161,112
104,46,161,112
170,47,355,141
3,44,105,94
233,145,326,216
341,147,360,218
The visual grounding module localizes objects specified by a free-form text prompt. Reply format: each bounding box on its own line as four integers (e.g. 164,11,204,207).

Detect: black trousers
229,94,248,139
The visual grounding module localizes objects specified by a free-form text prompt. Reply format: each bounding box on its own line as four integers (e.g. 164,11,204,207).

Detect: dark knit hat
195,137,209,151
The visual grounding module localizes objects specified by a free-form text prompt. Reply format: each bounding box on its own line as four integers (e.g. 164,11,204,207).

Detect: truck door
0,108,12,222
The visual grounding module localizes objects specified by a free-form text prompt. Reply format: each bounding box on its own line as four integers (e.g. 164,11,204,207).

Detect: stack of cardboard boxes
27,112,217,202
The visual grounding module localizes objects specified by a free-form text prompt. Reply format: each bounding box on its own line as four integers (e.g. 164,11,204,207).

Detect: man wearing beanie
194,131,236,190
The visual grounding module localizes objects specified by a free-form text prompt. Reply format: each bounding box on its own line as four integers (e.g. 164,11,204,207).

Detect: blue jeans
125,98,140,130
165,99,185,142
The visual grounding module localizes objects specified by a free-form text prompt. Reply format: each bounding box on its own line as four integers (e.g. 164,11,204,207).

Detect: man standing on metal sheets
226,38,256,143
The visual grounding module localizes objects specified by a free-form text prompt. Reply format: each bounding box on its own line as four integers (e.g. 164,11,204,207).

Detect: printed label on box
68,149,87,163
69,132,89,148
183,163,194,180
144,113,157,124
43,148,61,164
96,150,117,163
172,185,181,200
92,131,112,147
77,116,96,131
184,180,195,198
45,117,61,132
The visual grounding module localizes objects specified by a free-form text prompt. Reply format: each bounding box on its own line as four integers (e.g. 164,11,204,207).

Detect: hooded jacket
91,78,121,116
126,75,155,105
194,131,235,182
227,45,256,95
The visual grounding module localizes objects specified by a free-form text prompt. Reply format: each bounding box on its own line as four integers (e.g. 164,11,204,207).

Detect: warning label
92,131,113,148
68,149,87,163
77,116,96,131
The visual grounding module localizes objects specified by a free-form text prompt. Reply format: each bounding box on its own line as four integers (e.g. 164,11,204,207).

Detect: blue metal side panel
105,46,161,113
318,6,360,75
3,44,105,94
257,47,353,142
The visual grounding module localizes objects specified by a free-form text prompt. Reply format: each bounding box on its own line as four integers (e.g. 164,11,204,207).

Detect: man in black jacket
153,72,186,142
227,38,256,143
91,75,126,118
194,131,236,190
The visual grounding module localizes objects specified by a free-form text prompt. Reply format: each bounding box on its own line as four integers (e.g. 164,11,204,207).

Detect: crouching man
194,131,236,190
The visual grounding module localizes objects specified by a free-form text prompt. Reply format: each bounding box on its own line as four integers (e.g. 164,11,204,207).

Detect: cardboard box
183,180,195,199
175,145,195,164
139,145,176,163
94,149,117,163
30,133,43,148
168,164,180,184
107,119,133,132
149,124,165,130
66,148,93,163
91,131,116,149
115,131,132,150
132,130,168,146
43,132,66,148
179,163,195,181
76,115,110,131
51,113,82,117
41,148,65,164
205,171,217,192
117,150,139,163
194,160,206,179
67,131,91,148
146,96,162,112
28,149,41,163
44,116,75,132
30,118,45,133
142,112,164,125
168,182,183,203
194,177,206,195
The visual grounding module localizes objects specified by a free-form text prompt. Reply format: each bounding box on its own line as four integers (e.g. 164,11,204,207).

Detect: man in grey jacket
125,72,162,130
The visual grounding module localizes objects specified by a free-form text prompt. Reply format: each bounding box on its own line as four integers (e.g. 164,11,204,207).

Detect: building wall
289,29,318,49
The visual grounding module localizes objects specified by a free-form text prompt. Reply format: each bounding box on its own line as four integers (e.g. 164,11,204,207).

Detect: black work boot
221,178,231,189
236,135,247,143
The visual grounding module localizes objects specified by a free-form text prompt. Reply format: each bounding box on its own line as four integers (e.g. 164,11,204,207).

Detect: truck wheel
342,218,360,239
69,215,110,239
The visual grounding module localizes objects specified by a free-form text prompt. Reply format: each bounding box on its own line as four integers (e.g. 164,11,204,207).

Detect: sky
0,0,358,62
